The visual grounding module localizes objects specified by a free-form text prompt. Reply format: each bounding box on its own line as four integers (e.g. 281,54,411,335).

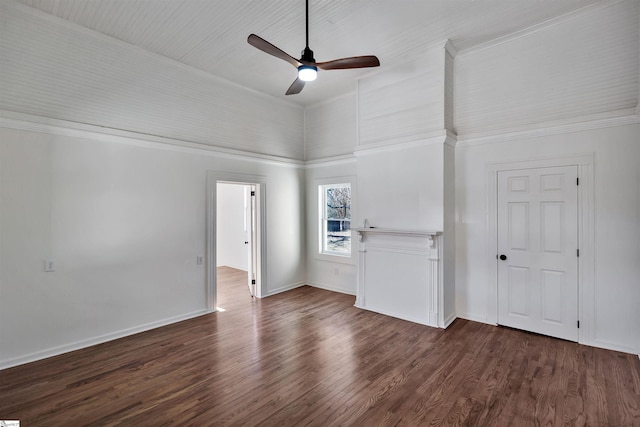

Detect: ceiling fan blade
248,34,301,68
286,78,306,95
316,55,380,70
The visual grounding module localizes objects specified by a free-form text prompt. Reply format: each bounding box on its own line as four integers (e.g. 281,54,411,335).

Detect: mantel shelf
354,227,442,244
354,227,442,237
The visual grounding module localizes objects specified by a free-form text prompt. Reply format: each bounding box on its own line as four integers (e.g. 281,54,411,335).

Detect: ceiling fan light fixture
247,0,379,95
298,65,317,82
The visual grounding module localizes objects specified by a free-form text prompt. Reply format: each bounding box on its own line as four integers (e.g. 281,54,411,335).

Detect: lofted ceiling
16,0,603,107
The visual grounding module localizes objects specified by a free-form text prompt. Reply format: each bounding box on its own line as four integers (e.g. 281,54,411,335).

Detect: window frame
315,177,356,264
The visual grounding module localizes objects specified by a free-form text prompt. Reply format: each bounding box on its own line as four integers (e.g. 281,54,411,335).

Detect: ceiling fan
247,0,380,95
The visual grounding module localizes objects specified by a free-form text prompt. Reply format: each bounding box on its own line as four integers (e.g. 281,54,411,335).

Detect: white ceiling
16,0,603,106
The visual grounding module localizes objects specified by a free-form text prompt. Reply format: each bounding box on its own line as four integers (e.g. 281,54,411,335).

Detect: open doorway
206,172,265,313
216,182,257,307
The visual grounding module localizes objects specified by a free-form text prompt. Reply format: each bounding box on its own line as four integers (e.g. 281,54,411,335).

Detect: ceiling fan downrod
301,0,315,63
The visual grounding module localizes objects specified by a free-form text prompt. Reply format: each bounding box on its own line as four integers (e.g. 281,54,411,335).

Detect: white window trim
315,176,356,265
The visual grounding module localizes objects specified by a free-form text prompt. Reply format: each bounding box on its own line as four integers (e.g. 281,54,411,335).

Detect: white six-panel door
497,166,578,341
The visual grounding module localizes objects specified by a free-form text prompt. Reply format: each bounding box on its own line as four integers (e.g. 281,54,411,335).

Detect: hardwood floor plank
1,267,639,426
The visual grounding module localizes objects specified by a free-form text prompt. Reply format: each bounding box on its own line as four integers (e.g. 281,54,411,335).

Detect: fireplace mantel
354,226,452,328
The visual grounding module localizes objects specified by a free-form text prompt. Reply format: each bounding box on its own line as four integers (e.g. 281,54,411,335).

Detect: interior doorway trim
486,153,594,345
206,171,267,311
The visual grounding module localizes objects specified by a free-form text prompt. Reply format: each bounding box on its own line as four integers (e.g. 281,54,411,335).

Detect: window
319,183,351,256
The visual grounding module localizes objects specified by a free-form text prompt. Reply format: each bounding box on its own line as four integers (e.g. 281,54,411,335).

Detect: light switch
44,259,56,272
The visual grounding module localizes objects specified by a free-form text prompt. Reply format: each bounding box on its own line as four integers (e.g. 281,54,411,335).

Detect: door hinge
577,320,580,328
576,177,579,185
251,191,255,196
577,249,580,257
251,279,256,285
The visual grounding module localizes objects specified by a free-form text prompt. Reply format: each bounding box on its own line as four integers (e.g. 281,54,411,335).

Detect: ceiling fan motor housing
301,46,315,63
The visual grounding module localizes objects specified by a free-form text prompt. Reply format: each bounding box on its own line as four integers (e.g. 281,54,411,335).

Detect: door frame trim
486,153,594,345
206,171,267,311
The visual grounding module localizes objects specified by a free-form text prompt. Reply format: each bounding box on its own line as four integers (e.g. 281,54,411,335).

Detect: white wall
216,183,249,271
354,41,453,231
451,0,639,354
303,95,360,295
304,42,456,319
0,125,306,369
455,123,640,354
305,161,358,295
442,143,456,323
356,142,445,231
358,48,448,147
304,94,357,161
0,0,307,368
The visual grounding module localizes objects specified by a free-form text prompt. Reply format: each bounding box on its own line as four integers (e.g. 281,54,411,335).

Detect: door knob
499,254,507,261
244,241,249,244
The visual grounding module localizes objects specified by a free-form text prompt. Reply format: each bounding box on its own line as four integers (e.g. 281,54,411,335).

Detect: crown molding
444,39,458,58
4,107,635,165
354,129,455,157
304,154,357,169
444,132,458,148
0,110,305,168
456,109,640,147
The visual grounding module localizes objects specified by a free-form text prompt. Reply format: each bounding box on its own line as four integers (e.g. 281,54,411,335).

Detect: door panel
498,165,578,341
507,266,530,317
540,269,564,324
541,202,563,253
509,202,529,250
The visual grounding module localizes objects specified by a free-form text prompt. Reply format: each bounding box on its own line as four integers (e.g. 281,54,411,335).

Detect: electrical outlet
196,256,204,265
44,259,56,272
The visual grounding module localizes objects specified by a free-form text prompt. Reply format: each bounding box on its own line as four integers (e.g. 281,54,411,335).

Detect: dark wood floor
1,266,639,426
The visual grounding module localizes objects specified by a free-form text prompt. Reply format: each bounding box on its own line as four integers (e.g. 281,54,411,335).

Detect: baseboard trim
583,338,639,356
456,313,495,326
306,281,356,296
262,282,306,297
355,303,439,329
0,309,212,371
457,315,638,356
443,313,458,328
